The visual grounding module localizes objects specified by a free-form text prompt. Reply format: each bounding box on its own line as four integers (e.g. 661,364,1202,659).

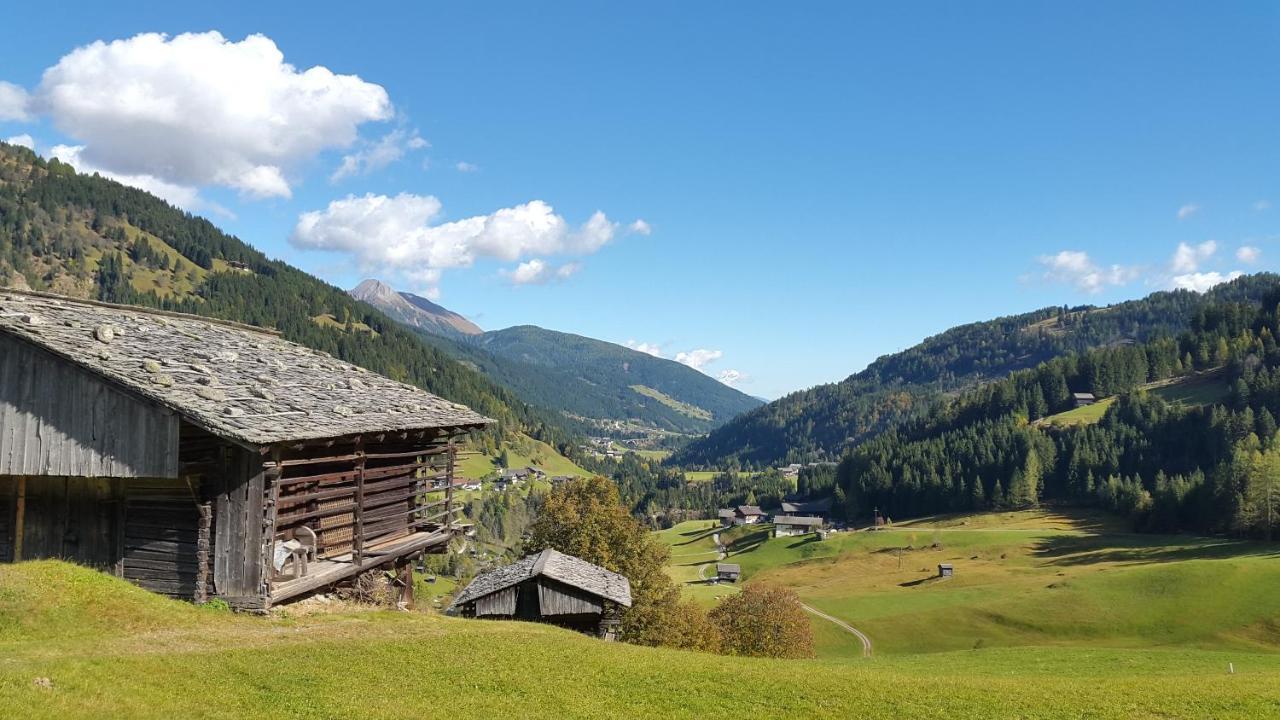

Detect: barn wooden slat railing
264,438,464,601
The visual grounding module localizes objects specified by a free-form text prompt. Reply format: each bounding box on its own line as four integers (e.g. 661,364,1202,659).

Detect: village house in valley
717,505,767,526
773,515,823,537
449,548,632,640
0,291,490,609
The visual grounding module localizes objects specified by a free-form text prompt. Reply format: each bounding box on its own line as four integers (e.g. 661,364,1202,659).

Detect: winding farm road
696,532,726,581
801,603,873,658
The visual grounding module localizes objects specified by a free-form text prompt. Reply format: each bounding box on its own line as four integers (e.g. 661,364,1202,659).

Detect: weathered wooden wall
537,578,605,616
0,334,180,478
0,476,12,563
16,476,120,567
211,443,267,603
121,478,201,598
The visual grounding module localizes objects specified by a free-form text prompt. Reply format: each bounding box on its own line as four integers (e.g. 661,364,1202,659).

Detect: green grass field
704,509,1280,661
456,434,590,481
5,559,1280,718
1040,372,1230,427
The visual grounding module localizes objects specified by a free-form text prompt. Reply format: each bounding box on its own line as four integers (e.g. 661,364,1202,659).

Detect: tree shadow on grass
1032,533,1280,568
671,526,721,547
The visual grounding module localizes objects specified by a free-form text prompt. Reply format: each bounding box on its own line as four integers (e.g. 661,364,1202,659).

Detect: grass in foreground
5,561,1280,719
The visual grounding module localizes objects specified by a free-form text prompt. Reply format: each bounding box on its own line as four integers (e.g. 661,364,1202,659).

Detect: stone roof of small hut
0,290,492,445
450,548,633,610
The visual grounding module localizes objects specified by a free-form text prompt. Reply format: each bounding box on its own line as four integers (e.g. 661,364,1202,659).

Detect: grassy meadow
4,558,1280,719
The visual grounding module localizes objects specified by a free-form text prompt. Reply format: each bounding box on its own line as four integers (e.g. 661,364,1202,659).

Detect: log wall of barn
0,333,180,478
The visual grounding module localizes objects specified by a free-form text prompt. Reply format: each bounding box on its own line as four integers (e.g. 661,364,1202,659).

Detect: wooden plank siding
121,478,201,599
0,334,179,479
537,578,605,616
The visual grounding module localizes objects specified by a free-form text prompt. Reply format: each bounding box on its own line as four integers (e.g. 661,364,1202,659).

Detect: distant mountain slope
354,281,763,434
350,278,482,338
672,274,1280,468
0,141,579,458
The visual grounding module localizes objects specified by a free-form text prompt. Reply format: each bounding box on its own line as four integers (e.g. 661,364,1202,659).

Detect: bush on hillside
708,582,814,659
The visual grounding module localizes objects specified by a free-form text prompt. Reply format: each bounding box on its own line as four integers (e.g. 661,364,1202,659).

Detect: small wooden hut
449,548,632,639
715,562,741,583
0,290,490,609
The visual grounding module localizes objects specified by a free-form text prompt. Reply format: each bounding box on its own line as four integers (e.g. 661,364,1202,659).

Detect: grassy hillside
698,509,1280,660
673,274,1280,468
5,560,1280,719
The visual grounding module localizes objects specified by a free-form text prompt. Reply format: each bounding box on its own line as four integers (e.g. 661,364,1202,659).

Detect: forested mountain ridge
672,275,1280,468
355,280,764,434
821,287,1280,538
0,142,579,458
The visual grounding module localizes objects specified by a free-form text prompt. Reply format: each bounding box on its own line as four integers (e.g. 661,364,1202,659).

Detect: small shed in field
449,548,632,639
716,562,741,583
938,563,954,578
717,508,736,527
0,290,491,609
1072,392,1096,408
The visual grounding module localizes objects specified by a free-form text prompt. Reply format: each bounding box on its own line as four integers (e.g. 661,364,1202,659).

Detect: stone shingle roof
0,290,492,445
450,548,632,610
773,514,824,527
780,497,833,514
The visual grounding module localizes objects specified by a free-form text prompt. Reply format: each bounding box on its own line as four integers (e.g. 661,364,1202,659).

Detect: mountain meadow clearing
655,509,1280,717
1,511,1274,718
1,551,1278,720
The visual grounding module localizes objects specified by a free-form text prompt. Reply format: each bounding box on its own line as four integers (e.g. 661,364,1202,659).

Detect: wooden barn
715,562,740,583
0,290,490,609
449,548,632,639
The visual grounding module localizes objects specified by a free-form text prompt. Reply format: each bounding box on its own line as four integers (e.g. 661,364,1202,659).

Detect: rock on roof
0,290,492,445
450,548,632,610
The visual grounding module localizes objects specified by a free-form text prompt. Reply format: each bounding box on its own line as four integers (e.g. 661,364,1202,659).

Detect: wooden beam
13,476,25,561
354,437,366,565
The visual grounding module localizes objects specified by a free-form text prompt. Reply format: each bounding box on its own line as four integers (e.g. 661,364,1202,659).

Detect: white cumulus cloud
625,340,663,357
1177,203,1200,221
1237,246,1261,264
51,143,201,209
11,31,391,202
1037,250,1138,294
331,128,427,182
628,219,652,236
503,258,581,285
291,193,645,293
1171,240,1218,273
455,161,479,172
675,348,723,370
1171,271,1244,293
717,369,748,387
0,81,28,121
5,134,34,149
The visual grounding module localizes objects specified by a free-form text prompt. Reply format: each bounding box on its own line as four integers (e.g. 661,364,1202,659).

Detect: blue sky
1,3,1276,399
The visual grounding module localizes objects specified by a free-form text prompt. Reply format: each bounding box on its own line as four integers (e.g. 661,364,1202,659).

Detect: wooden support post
264,447,282,596
195,500,212,603
354,438,366,564
398,557,415,610
445,443,456,530
13,477,25,562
